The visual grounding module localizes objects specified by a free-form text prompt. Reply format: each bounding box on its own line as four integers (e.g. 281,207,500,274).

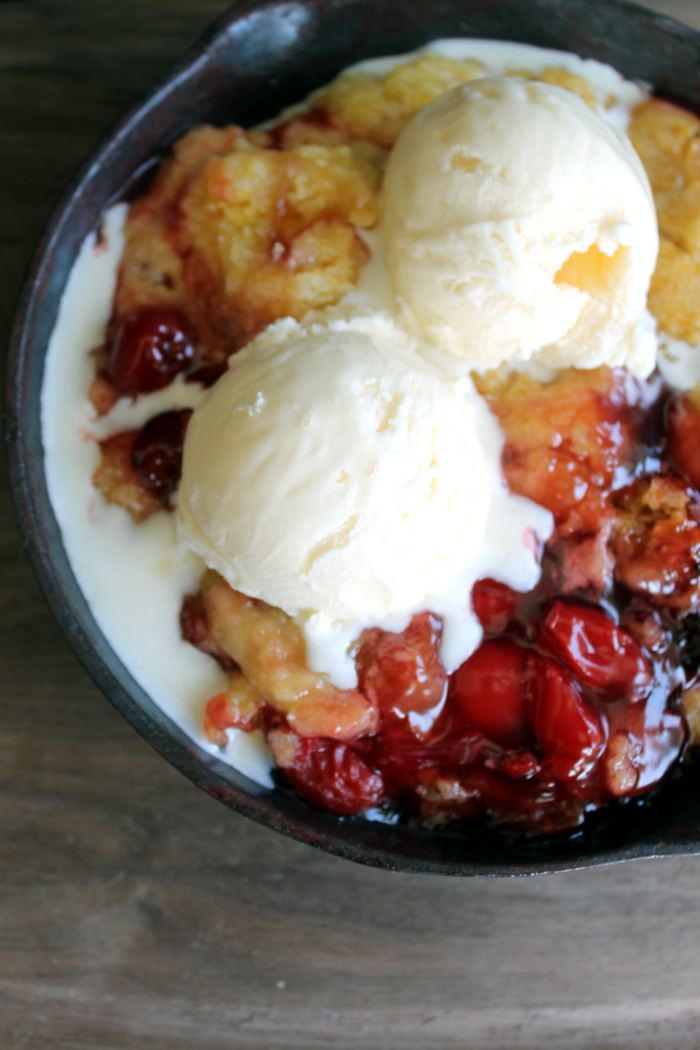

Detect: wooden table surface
4,2,700,1047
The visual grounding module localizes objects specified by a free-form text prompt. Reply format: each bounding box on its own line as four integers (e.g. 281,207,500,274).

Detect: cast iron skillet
7,0,700,876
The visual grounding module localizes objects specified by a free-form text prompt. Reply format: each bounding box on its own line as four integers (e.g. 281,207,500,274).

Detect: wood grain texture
3,2,700,1047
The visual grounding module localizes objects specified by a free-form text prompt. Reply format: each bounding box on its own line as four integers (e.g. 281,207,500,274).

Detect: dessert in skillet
43,41,700,833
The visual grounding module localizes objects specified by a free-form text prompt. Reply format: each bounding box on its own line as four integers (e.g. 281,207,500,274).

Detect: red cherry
106,307,197,395
371,717,433,789
450,638,531,750
187,360,228,388
497,751,541,780
268,729,383,815
667,392,700,492
131,409,192,506
529,654,606,782
356,612,446,716
541,600,652,701
372,709,484,792
471,578,520,635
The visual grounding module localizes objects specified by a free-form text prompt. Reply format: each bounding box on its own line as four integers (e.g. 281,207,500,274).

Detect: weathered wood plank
2,2,700,1047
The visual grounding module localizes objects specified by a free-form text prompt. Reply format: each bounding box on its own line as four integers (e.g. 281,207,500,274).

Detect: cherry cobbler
84,51,700,835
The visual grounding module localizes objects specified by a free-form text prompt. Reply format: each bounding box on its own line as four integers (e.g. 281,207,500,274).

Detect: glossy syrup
252,376,697,833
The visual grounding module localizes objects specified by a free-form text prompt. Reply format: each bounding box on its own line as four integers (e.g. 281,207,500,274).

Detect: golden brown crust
173,141,378,347
201,571,378,741
648,237,700,343
629,98,700,343
316,57,602,151
316,53,486,148
103,126,380,397
629,98,700,198
109,126,257,371
92,431,161,523
204,672,267,746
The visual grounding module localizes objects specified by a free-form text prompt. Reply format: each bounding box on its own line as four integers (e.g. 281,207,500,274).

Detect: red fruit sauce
269,728,384,816
104,307,197,396
541,600,653,701
131,408,192,505
266,582,686,833
249,382,695,834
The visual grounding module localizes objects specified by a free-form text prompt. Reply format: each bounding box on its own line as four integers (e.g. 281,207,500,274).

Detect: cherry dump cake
42,42,700,836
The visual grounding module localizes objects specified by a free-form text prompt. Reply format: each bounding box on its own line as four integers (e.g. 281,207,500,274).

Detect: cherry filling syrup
256,581,685,833
98,408,193,510
214,379,700,834
104,307,198,396
131,409,193,503
97,306,227,406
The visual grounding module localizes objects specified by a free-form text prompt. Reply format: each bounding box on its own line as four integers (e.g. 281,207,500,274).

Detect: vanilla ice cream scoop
178,314,497,685
383,76,659,375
